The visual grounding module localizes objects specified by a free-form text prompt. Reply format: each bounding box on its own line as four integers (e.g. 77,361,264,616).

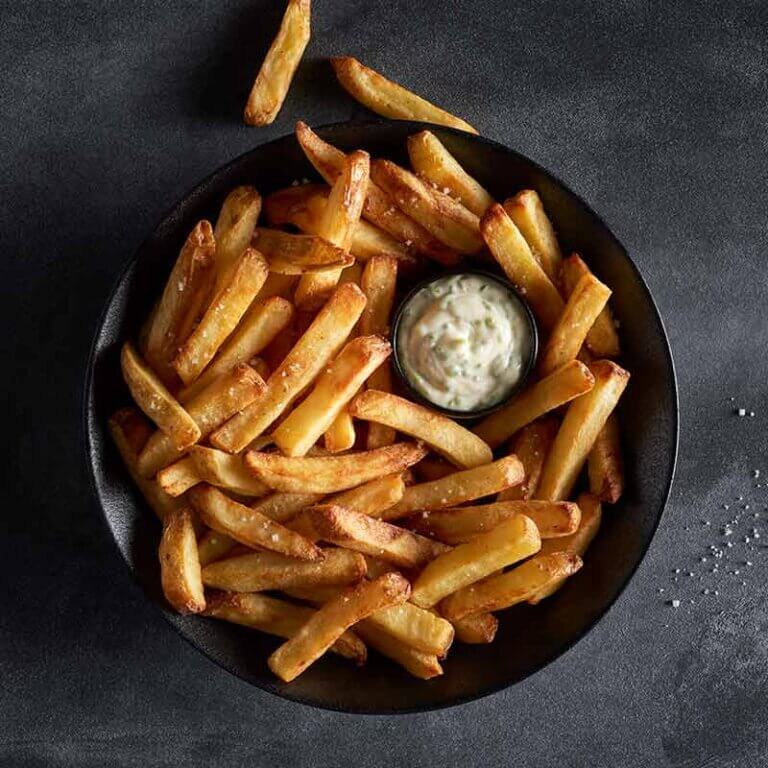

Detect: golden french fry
498,417,559,501
210,283,367,453
189,484,322,561
187,446,269,497
268,572,410,682
252,228,353,274
371,159,482,254
157,457,200,497
350,390,492,469
121,342,200,450
382,456,524,521
449,611,498,644
413,455,455,483
331,57,477,134
137,364,265,477
159,507,205,614
407,130,494,216
349,216,415,264
411,514,540,608
561,253,621,357
354,622,442,679
588,413,624,503
323,410,356,453
537,360,630,501
255,272,299,304
197,529,238,566
213,186,262,290
473,360,595,449
328,474,405,517
538,272,612,377
273,335,391,456
480,204,564,330
243,0,311,126
250,492,324,522
440,552,582,620
502,190,562,282
245,442,427,494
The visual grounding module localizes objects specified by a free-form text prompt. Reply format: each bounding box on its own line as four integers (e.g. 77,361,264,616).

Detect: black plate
84,121,678,714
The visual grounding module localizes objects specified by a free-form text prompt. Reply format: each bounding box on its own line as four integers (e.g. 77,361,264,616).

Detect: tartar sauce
396,274,532,412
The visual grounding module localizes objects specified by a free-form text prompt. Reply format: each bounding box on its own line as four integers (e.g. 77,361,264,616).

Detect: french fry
349,217,415,264
244,442,427,494
273,335,391,456
407,130,494,216
189,484,322,561
449,612,498,644
243,0,311,126
502,190,562,282
197,529,238,566
328,474,405,517
323,410,356,453
561,253,620,357
203,592,366,663
371,159,482,254
538,271,611,377
382,456,524,521
201,547,366,592
480,204,564,330
137,364,265,478
536,360,629,501
254,271,298,303
473,360,595,449
307,505,449,569
157,457,200,497
440,552,583,620
331,57,477,134
588,413,624,503
413,455,455,483
173,248,269,385
188,446,270,497
350,390,492,468
121,342,200,450
295,151,370,310
411,514,540,608
213,186,262,290
210,283,367,453
354,622,442,679
251,228,353,274
159,507,205,614
497,417,559,501
144,220,215,385
250,492,324,522
268,572,410,682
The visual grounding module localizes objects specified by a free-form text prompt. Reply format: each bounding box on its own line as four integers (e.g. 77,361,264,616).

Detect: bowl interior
85,121,677,714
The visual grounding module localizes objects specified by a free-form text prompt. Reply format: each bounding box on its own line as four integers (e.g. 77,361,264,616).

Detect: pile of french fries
110,119,629,684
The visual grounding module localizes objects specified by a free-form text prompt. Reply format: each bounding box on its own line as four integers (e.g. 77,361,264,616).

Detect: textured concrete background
2,1,767,765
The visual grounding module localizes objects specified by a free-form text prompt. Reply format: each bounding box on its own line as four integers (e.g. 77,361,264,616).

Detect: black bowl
84,120,678,714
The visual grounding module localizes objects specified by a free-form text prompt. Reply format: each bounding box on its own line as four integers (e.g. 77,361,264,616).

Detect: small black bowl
391,269,539,420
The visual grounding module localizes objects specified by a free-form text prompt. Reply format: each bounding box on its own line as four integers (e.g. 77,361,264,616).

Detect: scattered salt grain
669,599,680,608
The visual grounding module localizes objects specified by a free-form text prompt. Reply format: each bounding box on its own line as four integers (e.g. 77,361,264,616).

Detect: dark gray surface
1,0,766,765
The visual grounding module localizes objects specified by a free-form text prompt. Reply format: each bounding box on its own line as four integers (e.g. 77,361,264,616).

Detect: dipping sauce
395,273,534,413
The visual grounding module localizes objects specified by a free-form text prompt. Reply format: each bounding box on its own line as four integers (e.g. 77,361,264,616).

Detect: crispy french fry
159,507,205,614
354,622,442,679
407,130,494,216
440,552,582,620
537,360,630,501
480,204,564,330
210,283,367,453
331,57,477,134
350,390,492,468
197,529,238,566
561,253,621,357
173,248,269,385
449,611,498,644
201,547,366,592
371,159,482,254
588,413,624,503
213,186,262,290
137,364,265,478
255,271,299,303
497,417,559,501
273,335,391,456
323,410,356,453
538,272,611,377
245,442,427,494
189,484,322,561
502,190,562,282
268,572,410,682
473,360,595,449
413,455,455,483
308,504,449,569
157,457,200,497
382,456,524,521
328,474,404,517
121,342,200,450
411,514,540,608
252,228,353,274
203,592,366,663
243,0,311,126
349,217,415,264
188,446,269,497
250,492,324,522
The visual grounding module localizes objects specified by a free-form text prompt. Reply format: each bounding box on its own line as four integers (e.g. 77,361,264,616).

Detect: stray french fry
449,612,498,644
243,0,311,126
382,456,524,521
588,413,624,503
411,514,540,608
473,360,595,449
252,228,353,274
213,186,262,290
197,529,238,566
350,390,492,468
211,283,367,453
159,507,205,614
537,360,629,501
331,57,477,134
407,130,494,216
498,417,559,501
324,410,356,453
354,622,442,679
480,204,564,330
157,457,200,497
268,572,410,682
250,492,324,522
328,474,405,518
188,446,269,497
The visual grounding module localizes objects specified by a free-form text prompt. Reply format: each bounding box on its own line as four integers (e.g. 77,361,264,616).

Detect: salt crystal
737,408,746,416
669,599,680,608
